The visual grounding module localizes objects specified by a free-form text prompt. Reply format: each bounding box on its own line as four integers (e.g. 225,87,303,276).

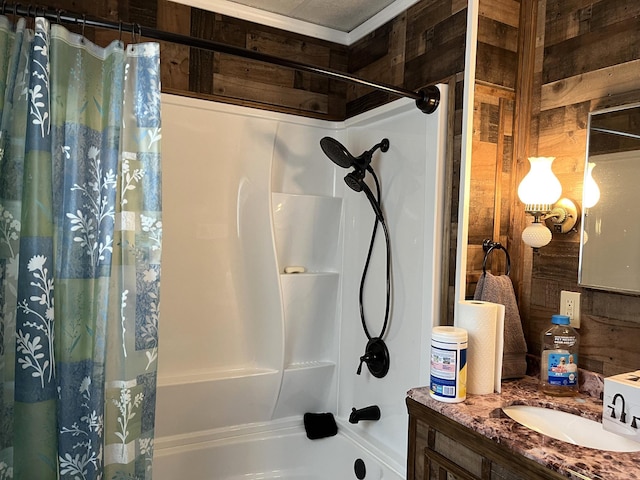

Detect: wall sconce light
583,162,600,209
518,157,579,249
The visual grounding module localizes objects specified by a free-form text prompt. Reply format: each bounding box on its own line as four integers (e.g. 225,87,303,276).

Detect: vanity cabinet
406,397,565,480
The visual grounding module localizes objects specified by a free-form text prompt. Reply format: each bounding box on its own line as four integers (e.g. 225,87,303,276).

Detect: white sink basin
502,405,640,452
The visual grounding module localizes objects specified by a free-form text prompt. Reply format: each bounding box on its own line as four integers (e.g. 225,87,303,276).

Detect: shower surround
154,88,448,478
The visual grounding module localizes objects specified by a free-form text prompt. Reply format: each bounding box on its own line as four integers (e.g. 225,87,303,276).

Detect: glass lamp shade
517,157,562,209
522,222,552,249
583,162,600,209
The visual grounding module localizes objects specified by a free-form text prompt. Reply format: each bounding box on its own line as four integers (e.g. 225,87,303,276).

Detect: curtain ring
1,1,6,16
131,23,141,44
57,9,61,25
12,3,16,17
118,20,122,41
81,14,86,36
27,5,34,28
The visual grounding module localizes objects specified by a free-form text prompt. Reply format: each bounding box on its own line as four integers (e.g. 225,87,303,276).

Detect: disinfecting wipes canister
430,326,468,403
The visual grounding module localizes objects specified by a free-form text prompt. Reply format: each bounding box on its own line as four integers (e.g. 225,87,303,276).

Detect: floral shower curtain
0,15,162,480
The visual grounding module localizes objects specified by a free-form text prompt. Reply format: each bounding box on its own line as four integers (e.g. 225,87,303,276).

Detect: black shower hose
358,167,391,341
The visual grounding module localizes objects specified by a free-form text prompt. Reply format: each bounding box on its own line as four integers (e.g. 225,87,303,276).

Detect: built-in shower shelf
280,272,338,367
271,179,341,418
273,361,336,418
272,192,342,273
279,271,338,277
272,192,341,200
285,361,335,371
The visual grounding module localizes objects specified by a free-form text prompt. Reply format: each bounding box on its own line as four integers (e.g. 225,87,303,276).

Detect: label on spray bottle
545,352,578,386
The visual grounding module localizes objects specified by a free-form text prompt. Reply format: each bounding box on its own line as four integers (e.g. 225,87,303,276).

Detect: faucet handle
608,404,628,423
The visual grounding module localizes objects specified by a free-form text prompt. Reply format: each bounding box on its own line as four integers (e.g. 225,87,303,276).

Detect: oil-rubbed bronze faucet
349,405,381,424
608,393,627,423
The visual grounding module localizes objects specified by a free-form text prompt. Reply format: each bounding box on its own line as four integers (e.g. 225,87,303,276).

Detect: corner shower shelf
280,272,338,367
272,192,342,273
273,362,336,418
285,361,336,371
279,271,338,278
271,189,341,418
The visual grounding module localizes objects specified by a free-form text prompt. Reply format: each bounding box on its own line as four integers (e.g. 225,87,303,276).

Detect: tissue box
603,370,640,442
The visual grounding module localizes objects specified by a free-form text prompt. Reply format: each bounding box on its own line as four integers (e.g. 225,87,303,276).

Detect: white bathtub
154,418,405,480
156,93,448,480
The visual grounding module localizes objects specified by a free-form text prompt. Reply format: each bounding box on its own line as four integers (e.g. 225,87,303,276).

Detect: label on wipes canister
430,346,466,398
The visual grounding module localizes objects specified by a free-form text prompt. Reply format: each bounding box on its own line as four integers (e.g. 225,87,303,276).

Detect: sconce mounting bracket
545,198,580,234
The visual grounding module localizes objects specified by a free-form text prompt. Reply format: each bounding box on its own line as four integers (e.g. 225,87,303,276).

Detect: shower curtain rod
6,3,440,114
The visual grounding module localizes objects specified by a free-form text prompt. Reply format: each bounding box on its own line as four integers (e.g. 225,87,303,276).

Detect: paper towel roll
455,300,504,395
493,304,505,394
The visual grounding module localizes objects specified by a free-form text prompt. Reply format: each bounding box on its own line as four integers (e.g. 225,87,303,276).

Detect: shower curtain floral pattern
0,15,162,480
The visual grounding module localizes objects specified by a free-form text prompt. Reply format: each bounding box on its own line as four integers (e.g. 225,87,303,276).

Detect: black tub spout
349,405,381,424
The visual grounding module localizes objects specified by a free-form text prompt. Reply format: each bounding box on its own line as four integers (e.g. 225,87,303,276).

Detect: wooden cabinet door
422,428,528,480
423,426,489,480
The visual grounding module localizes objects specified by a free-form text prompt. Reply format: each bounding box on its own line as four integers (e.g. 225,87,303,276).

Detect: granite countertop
408,375,640,480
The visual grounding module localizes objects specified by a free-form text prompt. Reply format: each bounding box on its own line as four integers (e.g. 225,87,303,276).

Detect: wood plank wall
521,0,640,375
20,0,470,119
24,0,349,120
466,0,520,296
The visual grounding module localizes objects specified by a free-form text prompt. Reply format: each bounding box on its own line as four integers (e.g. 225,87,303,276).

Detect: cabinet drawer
423,425,488,480
490,462,528,480
422,425,527,480
428,427,487,479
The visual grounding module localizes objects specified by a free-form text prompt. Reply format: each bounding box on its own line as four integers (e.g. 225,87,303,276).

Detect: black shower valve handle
357,357,364,375
356,337,390,378
356,352,375,375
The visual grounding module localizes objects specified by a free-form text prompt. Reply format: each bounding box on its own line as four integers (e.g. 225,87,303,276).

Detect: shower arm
7,3,441,115
353,140,389,172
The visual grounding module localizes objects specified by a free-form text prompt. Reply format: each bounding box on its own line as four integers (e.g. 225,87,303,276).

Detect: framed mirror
579,103,640,294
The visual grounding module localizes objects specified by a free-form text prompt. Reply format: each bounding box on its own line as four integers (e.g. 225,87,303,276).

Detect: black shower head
320,137,355,168
320,136,389,222
344,170,364,192
319,137,390,170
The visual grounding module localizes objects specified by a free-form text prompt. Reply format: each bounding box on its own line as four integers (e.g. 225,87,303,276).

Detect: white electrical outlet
560,291,581,328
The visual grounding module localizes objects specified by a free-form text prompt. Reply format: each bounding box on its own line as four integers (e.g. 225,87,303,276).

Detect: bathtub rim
154,415,405,476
